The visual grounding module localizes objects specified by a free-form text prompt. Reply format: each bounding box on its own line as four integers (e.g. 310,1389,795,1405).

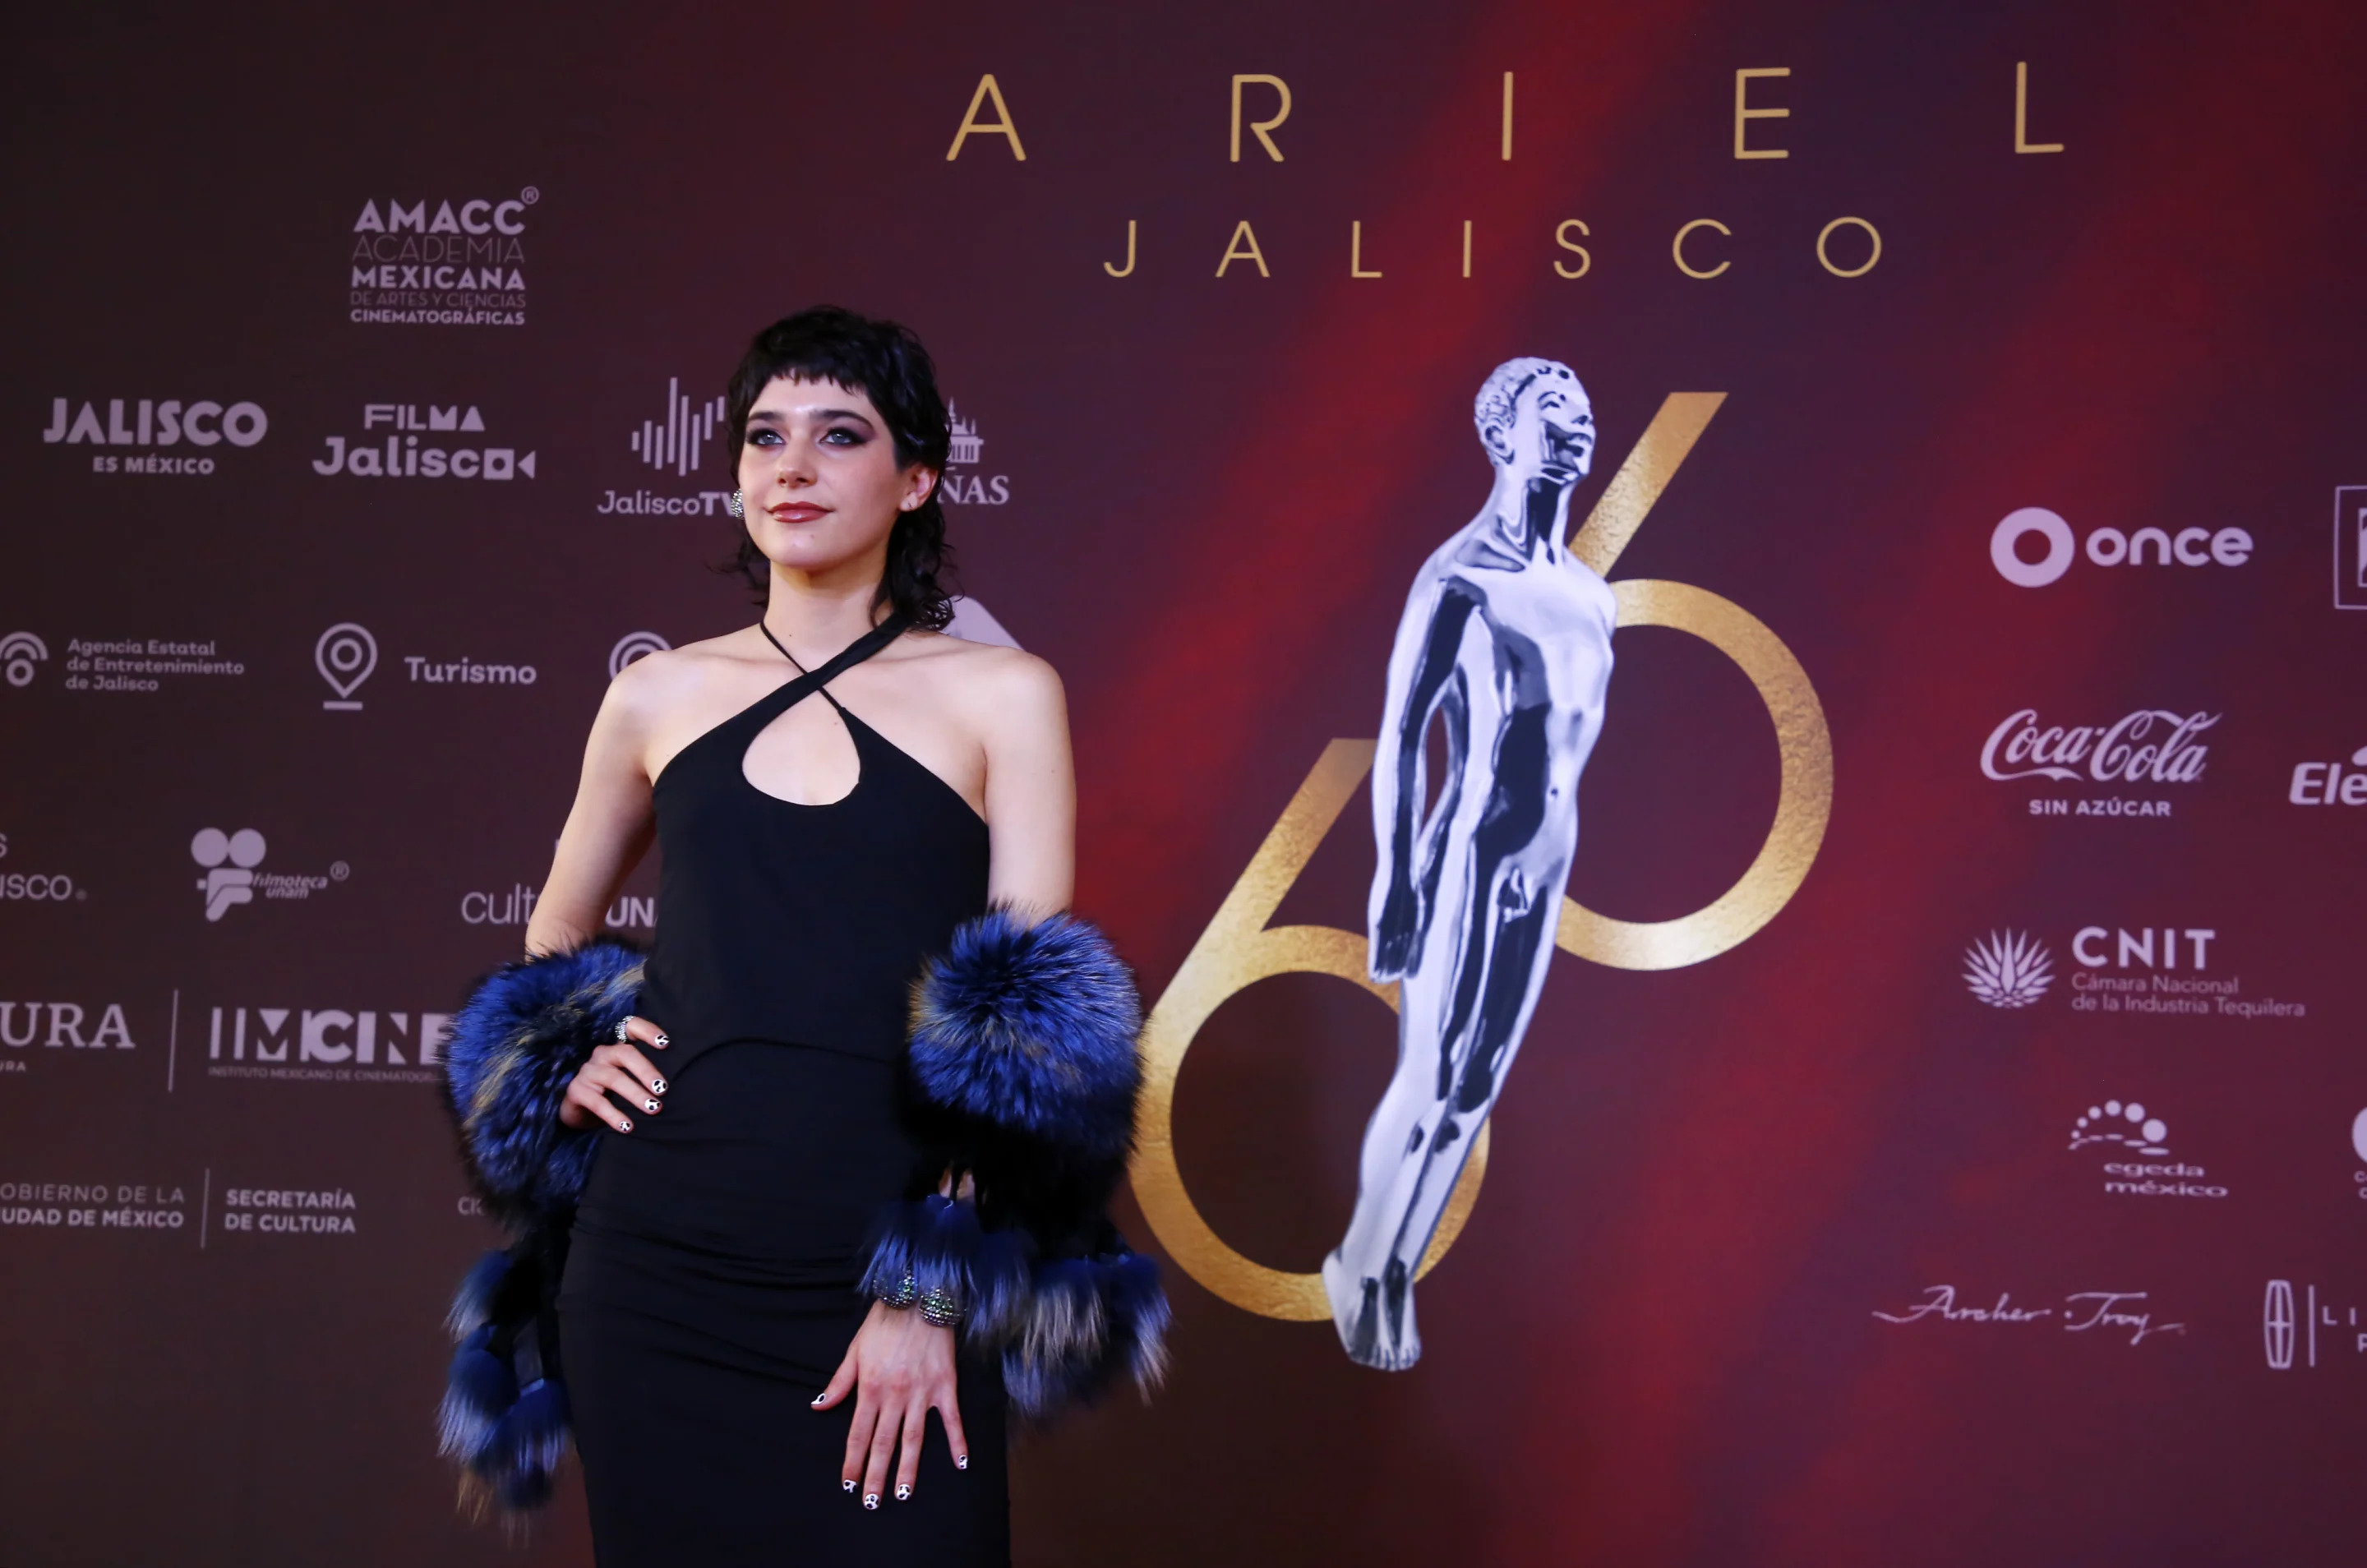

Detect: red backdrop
5,2,2365,1564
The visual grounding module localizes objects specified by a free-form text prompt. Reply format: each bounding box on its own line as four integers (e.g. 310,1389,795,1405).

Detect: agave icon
1963,930,2054,1008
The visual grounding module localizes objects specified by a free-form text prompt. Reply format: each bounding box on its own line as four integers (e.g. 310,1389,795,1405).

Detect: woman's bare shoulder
603,630,768,719
899,630,1064,711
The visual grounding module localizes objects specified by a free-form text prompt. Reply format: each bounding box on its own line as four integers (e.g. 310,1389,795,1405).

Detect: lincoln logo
2264,1280,2296,1370
1981,708,2217,784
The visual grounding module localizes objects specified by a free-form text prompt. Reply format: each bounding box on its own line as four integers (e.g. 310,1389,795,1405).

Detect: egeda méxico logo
348,188,536,326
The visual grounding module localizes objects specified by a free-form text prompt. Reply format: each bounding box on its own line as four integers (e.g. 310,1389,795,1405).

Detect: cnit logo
1963,926,2226,1012
1991,507,2253,588
311,404,536,480
2289,745,2367,806
43,398,267,475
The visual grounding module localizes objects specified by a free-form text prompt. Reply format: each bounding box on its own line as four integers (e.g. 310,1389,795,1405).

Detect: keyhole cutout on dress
741,689,863,806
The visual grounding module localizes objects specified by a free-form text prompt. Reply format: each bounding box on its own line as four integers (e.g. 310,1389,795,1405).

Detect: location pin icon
316,622,378,710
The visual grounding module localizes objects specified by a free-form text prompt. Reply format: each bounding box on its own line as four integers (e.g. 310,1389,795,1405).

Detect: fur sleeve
441,940,642,1229
883,908,1170,1418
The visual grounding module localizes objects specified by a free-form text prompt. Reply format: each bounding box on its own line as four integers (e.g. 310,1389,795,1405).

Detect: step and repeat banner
5,1,2364,1564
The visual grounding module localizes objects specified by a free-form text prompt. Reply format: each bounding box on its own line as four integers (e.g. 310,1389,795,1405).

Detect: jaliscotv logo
314,620,538,708
348,188,536,326
1990,507,2253,588
42,396,268,475
598,378,732,517
1982,707,2217,818
191,829,347,922
2066,1099,2226,1200
1961,926,2306,1021
311,403,536,480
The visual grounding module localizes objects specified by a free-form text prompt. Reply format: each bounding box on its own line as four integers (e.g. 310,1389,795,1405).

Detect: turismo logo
2068,1100,2226,1200
205,1002,447,1084
2334,487,2366,611
42,397,267,475
939,402,1010,507
1963,930,2052,1008
2263,1280,2367,1371
2288,745,2367,806
311,403,536,480
608,631,670,680
1982,707,2217,819
314,620,538,707
2,631,47,687
600,378,735,517
1,831,85,905
348,187,536,326
1990,507,2252,588
191,828,347,922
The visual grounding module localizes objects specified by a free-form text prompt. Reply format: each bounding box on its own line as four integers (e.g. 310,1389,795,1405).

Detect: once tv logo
316,623,377,710
2,631,48,687
1991,507,2253,588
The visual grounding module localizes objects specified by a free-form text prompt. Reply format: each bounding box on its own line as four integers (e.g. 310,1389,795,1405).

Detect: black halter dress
559,617,1008,1566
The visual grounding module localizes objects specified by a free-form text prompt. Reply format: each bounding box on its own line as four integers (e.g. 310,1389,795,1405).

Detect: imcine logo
1991,507,2253,588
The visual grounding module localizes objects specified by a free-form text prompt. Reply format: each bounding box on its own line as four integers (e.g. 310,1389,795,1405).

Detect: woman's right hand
558,1015,671,1132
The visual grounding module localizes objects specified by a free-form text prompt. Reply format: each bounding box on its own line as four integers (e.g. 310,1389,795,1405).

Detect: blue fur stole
874,907,1171,1418
436,939,640,1514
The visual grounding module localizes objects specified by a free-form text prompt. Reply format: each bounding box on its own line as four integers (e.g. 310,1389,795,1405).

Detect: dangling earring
726,490,745,518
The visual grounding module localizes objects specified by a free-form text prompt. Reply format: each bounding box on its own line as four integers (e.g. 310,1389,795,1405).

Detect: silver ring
614,1018,632,1044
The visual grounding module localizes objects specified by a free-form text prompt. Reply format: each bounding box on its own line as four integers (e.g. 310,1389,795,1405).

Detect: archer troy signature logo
1873,1285,2185,1347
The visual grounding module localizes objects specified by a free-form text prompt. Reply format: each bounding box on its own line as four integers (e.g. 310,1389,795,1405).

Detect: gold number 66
1129,394,1836,1321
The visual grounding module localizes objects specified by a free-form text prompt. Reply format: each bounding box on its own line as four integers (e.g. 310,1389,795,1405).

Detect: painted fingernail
644,1098,661,1114
616,1116,633,1133
653,1033,671,1049
841,1478,855,1492
955,1455,969,1471
863,1493,879,1510
895,1484,911,1501
651,1077,667,1094
814,1396,828,1408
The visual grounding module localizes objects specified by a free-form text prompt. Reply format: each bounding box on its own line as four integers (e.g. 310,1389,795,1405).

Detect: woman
435,307,1165,1566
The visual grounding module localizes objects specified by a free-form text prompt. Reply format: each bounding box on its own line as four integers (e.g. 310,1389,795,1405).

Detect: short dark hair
722,307,957,630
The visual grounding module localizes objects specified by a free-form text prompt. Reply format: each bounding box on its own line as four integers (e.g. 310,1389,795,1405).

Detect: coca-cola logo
1981,708,2218,784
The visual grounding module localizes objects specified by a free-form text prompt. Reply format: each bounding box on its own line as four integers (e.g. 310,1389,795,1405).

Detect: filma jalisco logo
311,404,535,480
1982,707,2217,819
315,620,538,705
348,188,536,327
191,828,346,922
1990,506,2253,587
42,396,267,475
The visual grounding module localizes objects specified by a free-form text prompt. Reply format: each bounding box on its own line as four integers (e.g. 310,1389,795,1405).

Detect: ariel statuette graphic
1322,357,1616,1371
